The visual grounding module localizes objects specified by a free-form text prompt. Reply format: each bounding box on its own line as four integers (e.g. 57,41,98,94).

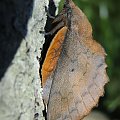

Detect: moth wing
42,26,68,105
46,34,108,120
45,2,108,120
47,15,108,120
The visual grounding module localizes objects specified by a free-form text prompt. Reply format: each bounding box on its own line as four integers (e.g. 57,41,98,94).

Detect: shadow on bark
0,0,33,80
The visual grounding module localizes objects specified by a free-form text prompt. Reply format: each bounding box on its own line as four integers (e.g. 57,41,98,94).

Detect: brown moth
41,0,109,119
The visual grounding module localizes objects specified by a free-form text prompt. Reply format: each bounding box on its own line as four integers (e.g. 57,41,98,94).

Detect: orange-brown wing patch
41,26,67,86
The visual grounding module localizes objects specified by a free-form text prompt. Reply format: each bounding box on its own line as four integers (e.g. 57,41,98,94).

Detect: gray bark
0,0,61,119
0,0,49,120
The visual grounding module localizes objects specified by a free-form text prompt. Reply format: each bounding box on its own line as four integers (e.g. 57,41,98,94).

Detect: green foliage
59,0,120,113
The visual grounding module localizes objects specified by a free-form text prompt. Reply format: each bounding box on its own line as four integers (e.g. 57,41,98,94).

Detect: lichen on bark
0,0,49,119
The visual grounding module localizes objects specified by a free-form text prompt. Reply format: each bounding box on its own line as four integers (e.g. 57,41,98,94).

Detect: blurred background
59,0,120,119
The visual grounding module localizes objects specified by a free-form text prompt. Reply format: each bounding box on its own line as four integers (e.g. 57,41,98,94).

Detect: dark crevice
39,0,56,80
39,0,57,119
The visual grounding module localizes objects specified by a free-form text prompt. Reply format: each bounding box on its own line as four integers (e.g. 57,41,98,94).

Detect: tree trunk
0,0,57,119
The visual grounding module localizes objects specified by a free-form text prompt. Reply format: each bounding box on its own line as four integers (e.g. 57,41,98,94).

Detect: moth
41,0,109,119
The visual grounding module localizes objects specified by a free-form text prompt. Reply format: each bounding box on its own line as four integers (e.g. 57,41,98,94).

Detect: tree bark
0,0,51,119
